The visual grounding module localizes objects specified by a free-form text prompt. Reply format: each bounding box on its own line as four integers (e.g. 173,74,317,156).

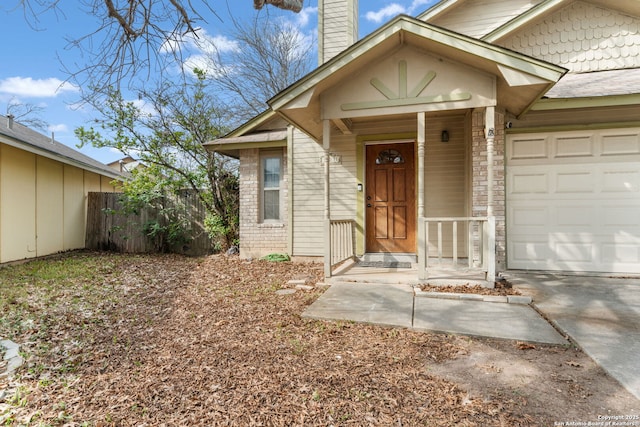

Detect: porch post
484,107,496,284
417,112,427,280
323,119,332,278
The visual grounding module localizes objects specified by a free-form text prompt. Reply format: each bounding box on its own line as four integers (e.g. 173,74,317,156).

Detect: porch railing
418,216,495,283
330,219,356,267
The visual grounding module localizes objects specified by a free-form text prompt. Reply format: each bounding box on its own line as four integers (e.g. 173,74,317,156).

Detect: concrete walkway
505,272,640,401
302,282,567,345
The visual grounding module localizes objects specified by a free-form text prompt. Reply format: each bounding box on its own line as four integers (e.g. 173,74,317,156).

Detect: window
262,155,281,221
376,149,405,164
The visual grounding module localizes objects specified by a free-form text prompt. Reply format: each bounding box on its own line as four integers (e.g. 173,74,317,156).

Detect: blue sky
0,0,437,164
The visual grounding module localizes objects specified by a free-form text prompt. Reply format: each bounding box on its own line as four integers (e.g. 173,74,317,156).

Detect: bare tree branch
14,0,303,97
6,100,49,131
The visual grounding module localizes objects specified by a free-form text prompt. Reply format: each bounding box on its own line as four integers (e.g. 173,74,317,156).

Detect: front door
365,142,416,253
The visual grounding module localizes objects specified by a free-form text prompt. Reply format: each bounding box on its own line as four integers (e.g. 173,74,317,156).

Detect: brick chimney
318,0,358,65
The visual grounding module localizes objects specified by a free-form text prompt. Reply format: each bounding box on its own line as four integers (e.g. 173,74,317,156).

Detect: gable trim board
268,15,566,141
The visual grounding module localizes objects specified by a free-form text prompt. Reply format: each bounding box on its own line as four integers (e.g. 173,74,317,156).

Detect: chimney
318,0,358,65
7,114,14,129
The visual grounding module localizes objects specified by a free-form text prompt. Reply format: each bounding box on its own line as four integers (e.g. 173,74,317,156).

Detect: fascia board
404,19,567,82
482,0,567,43
0,137,122,180
531,94,640,111
270,16,566,113
417,0,464,21
222,109,277,139
269,21,406,111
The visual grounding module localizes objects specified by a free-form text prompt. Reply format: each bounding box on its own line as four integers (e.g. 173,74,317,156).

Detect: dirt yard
0,252,638,426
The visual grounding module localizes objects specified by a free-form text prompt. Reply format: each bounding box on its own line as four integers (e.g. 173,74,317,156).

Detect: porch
328,215,496,287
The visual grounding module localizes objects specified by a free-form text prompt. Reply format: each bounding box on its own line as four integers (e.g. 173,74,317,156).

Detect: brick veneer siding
471,108,506,271
238,148,288,259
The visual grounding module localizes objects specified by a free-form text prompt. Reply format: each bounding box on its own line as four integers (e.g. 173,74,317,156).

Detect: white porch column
484,107,496,284
323,120,332,278
417,112,427,280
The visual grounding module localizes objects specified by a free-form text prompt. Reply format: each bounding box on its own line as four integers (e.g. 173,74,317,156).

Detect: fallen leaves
1,252,635,426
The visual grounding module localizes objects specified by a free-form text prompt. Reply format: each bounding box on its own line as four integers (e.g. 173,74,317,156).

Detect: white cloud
161,28,239,57
0,76,78,98
295,6,317,27
48,123,68,133
365,0,437,23
365,4,406,23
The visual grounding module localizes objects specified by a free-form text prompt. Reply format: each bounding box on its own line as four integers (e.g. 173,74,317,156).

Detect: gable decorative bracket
341,60,472,111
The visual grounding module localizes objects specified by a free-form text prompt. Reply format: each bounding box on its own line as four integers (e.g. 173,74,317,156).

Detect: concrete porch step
358,253,417,264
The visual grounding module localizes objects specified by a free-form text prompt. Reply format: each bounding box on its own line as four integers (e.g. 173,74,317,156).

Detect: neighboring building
0,114,121,263
205,0,640,279
107,156,145,173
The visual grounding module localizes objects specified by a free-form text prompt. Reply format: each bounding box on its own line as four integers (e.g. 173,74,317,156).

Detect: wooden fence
86,191,214,255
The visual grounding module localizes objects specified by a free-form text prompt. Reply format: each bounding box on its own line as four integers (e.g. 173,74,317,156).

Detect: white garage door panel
507,128,640,274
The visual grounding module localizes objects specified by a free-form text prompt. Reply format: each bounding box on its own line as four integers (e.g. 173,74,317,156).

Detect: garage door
506,128,640,274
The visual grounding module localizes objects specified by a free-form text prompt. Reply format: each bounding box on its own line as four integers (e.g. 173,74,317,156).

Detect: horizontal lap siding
430,0,543,39
292,131,324,256
425,116,468,256
291,130,356,257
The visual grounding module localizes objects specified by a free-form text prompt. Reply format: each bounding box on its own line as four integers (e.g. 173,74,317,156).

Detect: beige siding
510,104,640,129
500,1,640,72
0,145,37,262
36,157,64,257
0,142,119,263
291,129,358,257
318,0,358,65
328,133,358,220
292,130,324,256
101,175,117,191
424,115,469,256
63,165,86,250
429,0,543,39
353,117,417,136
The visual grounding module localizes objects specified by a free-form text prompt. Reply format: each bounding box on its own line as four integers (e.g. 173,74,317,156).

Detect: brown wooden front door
365,142,416,253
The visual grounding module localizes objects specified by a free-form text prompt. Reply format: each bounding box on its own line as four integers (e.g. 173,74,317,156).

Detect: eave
531,94,640,111
268,15,566,140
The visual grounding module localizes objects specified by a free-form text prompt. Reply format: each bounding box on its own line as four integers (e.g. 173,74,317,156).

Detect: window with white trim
261,153,282,221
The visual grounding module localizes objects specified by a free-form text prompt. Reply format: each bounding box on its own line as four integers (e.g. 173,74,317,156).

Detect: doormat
357,261,412,269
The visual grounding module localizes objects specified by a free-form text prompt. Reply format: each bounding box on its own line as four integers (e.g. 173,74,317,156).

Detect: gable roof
420,0,640,43
268,14,566,139
0,114,121,179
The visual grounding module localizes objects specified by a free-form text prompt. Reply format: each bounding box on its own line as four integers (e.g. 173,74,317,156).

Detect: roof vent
7,114,14,129
51,132,55,144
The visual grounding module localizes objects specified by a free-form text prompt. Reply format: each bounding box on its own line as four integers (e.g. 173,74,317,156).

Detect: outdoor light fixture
441,130,449,142
357,183,363,192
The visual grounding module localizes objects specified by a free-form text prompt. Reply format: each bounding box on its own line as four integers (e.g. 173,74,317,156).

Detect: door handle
367,196,372,200
367,203,372,207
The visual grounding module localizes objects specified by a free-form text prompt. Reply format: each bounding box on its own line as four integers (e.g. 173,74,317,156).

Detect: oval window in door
375,149,405,165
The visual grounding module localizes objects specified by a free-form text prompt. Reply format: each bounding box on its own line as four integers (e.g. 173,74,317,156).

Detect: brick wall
471,108,506,270
238,148,288,259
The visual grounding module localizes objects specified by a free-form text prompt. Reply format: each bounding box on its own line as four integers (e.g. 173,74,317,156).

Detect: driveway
506,272,640,400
